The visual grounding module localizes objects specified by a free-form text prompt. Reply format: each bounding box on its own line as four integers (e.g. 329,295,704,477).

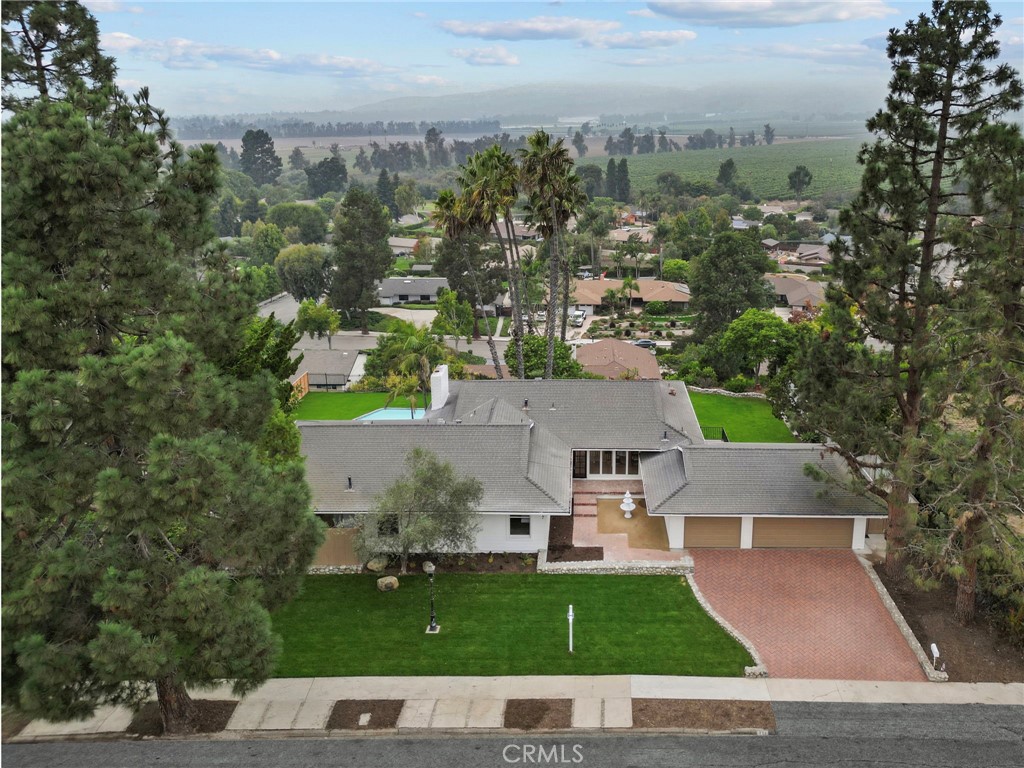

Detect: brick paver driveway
690,550,926,681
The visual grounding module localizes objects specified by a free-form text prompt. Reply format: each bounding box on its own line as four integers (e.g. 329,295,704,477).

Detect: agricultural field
577,137,865,202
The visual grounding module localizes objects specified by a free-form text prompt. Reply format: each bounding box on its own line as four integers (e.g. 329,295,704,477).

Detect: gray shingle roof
289,349,359,380
298,422,570,515
378,277,449,298
640,444,887,517
432,380,703,449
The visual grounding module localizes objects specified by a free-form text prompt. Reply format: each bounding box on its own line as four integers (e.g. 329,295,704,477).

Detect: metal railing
700,425,730,442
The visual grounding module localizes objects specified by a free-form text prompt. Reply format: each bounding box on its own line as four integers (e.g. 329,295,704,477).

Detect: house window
615,450,628,475
420,294,431,301
398,294,409,302
583,449,641,477
510,516,531,536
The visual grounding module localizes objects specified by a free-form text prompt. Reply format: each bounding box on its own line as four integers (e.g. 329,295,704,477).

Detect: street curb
856,555,948,682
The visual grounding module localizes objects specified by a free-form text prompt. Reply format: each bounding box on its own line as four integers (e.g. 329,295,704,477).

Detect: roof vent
549,402,556,411
455,418,462,424
523,399,529,410
662,430,669,442
668,388,677,396
346,476,353,491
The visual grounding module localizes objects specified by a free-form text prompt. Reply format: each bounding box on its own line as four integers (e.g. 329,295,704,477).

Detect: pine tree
1,1,115,113
605,158,618,200
240,128,282,186
2,9,322,733
329,187,392,333
773,0,1023,581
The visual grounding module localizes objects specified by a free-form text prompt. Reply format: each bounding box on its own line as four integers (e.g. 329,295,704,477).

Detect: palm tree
380,320,449,400
621,276,639,312
521,129,573,378
458,147,527,378
603,287,620,317
433,189,503,378
384,373,421,418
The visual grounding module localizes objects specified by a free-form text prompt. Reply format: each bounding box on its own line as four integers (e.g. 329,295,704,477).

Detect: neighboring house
569,278,690,314
731,217,759,230
410,264,434,275
377,277,450,305
510,221,542,242
290,349,360,396
388,236,418,256
575,339,661,380
464,363,512,380
298,370,886,562
765,273,826,310
761,238,780,250
388,236,441,257
607,227,654,244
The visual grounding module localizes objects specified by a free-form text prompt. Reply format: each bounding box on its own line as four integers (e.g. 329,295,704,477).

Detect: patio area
571,480,682,563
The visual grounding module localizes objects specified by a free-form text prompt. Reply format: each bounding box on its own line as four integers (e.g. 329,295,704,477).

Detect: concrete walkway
13,676,1021,739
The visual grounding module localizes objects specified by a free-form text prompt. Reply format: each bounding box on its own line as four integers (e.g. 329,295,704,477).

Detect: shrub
624,329,632,337
723,374,755,393
653,330,662,337
628,321,636,328
665,331,675,339
669,320,677,328
645,300,668,316
349,375,387,392
613,329,623,338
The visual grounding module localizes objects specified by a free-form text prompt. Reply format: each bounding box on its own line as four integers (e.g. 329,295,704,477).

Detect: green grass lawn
689,392,796,443
292,392,428,421
271,574,752,677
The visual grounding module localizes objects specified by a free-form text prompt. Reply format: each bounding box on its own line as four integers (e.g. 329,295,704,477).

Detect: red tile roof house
298,367,885,564
575,339,661,380
568,278,691,315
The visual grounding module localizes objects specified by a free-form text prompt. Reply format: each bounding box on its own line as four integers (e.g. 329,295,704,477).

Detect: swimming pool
355,407,426,421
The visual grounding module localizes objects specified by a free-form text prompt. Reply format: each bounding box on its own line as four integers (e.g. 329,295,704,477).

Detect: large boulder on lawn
365,557,388,573
377,576,399,592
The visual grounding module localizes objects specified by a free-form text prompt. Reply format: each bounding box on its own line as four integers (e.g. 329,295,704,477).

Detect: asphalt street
4,703,1022,768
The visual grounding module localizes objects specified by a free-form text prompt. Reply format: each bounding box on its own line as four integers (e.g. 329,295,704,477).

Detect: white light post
567,604,574,654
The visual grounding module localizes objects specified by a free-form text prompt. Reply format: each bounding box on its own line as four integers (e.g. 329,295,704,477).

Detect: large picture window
579,449,642,478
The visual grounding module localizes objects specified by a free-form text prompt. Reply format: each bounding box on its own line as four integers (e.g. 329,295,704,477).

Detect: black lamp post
423,561,440,634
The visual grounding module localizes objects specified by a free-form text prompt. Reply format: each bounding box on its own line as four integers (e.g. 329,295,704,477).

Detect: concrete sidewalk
13,676,1022,739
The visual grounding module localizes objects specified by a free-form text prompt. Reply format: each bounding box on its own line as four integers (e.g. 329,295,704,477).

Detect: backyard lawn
292,392,428,421
689,392,796,443
271,574,752,677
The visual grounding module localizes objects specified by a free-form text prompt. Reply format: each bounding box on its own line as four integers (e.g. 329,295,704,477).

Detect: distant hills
174,81,886,131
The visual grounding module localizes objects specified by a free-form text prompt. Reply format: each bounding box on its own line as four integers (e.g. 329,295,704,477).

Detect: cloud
101,33,391,76
439,15,619,41
84,1,143,13
450,45,520,66
627,9,658,18
647,1,896,28
401,74,449,86
584,29,697,49
730,41,886,66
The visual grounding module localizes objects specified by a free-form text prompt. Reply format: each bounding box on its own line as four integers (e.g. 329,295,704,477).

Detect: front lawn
292,392,428,421
271,574,752,677
689,392,796,443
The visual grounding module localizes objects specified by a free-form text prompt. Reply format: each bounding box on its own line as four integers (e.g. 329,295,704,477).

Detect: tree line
168,117,502,141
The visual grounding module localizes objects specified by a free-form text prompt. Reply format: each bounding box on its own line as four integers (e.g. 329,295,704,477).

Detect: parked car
632,339,658,349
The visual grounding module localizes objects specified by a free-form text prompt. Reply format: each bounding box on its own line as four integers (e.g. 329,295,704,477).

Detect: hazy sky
86,1,1024,116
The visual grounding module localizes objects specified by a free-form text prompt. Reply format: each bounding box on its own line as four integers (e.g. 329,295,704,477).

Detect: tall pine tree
772,0,1022,580
2,5,322,734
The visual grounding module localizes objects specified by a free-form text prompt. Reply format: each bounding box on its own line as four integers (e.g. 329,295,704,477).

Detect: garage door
684,517,742,548
752,518,853,548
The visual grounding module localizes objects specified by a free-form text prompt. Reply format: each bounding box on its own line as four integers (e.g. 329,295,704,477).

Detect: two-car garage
681,516,859,549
